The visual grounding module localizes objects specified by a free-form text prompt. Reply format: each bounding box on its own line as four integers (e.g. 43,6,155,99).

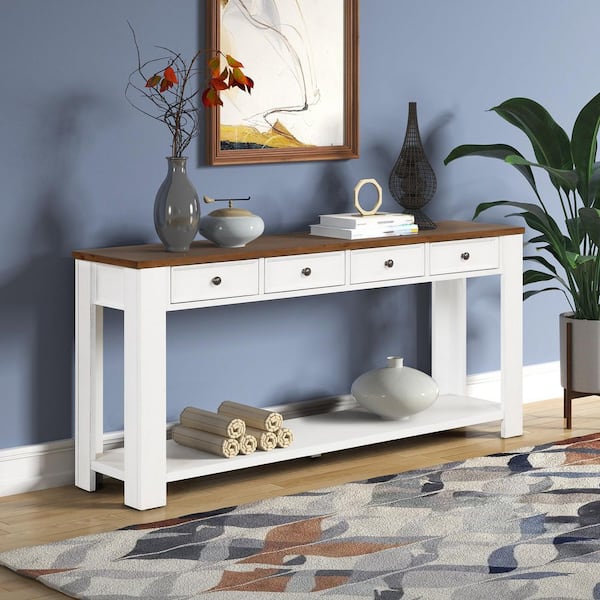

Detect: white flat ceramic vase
351,356,439,419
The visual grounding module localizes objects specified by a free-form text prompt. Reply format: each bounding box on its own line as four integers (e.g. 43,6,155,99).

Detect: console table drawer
430,237,499,275
265,251,345,293
350,245,425,284
171,260,259,303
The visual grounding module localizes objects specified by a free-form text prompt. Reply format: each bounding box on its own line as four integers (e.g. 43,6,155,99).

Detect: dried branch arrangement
125,24,254,158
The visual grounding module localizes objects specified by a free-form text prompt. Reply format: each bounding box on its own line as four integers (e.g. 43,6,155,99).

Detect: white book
319,212,414,229
310,223,419,240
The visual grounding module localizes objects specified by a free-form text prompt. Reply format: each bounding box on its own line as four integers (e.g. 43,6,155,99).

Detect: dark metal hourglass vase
389,102,437,229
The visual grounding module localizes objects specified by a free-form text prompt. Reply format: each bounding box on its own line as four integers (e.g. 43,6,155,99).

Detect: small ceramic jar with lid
199,196,265,248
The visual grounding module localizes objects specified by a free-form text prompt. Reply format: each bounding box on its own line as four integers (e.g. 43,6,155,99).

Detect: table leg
500,234,523,438
75,260,104,492
123,267,169,510
431,278,467,396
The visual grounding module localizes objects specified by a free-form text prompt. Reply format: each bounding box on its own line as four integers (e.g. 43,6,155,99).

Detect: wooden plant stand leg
563,389,572,430
564,321,573,429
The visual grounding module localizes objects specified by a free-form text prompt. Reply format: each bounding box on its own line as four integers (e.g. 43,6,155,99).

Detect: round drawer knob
301,267,312,277
384,259,394,268
211,276,222,286
461,252,470,261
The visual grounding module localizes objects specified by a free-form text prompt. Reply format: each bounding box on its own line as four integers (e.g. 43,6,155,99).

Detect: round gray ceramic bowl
199,214,265,248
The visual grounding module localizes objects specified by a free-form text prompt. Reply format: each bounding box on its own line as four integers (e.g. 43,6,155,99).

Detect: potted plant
125,25,254,252
444,92,600,421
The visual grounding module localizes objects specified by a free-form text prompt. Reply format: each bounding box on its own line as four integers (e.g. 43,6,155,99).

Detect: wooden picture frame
206,0,359,165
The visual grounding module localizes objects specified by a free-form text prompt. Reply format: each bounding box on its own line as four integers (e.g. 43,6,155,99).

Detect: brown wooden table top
72,221,524,269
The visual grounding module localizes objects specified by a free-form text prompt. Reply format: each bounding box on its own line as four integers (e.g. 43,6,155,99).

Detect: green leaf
528,234,548,244
505,155,578,190
444,144,539,195
523,269,555,284
523,287,564,300
524,254,558,275
564,218,586,252
565,251,581,269
590,162,600,207
574,254,597,264
491,97,572,191
572,91,600,206
502,204,562,233
475,202,568,262
579,207,600,246
473,199,547,221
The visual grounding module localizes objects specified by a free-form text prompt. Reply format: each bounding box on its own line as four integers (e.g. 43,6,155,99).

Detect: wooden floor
1,396,599,599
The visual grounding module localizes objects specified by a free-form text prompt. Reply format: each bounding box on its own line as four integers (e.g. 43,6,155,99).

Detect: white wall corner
0,364,562,499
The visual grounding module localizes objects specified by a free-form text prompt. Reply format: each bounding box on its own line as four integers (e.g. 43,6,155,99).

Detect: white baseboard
466,360,562,404
0,431,125,498
0,362,563,498
0,439,76,497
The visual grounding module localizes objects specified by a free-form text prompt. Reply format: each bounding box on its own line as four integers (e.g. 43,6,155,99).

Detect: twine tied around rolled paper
218,401,283,432
246,426,277,451
220,438,241,458
180,406,245,439
171,425,240,458
239,434,258,455
276,427,294,448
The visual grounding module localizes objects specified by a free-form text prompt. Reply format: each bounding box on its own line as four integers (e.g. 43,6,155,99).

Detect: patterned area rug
3,433,600,599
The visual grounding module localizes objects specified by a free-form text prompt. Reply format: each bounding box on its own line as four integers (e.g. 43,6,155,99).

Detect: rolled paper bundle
180,406,245,439
276,427,294,448
171,425,239,458
218,401,283,432
238,434,258,455
246,426,277,451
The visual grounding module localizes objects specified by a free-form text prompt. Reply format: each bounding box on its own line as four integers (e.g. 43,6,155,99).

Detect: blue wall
1,0,596,449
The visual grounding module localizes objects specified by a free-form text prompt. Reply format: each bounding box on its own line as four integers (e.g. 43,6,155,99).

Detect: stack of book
309,212,418,240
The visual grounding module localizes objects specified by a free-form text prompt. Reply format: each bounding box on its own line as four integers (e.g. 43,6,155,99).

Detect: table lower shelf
91,394,503,484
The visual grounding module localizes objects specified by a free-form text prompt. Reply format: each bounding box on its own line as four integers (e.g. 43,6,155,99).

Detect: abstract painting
206,0,359,165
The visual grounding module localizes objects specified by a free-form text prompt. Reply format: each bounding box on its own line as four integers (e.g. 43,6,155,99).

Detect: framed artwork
206,0,359,165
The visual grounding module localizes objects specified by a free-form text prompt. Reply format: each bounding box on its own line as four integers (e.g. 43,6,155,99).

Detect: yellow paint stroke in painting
221,120,313,149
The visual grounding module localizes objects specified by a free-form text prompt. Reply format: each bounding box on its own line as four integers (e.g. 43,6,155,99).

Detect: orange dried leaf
208,55,221,75
232,67,251,87
225,54,244,68
145,74,161,88
159,78,174,93
163,66,178,85
227,72,236,88
210,77,228,91
202,87,222,107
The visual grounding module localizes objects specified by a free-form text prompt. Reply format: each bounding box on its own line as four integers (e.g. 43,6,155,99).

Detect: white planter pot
559,312,600,393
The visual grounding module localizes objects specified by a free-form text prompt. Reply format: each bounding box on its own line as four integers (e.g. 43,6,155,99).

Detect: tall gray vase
154,156,200,252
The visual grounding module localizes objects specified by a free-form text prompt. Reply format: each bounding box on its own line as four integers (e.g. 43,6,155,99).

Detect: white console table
73,221,524,510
